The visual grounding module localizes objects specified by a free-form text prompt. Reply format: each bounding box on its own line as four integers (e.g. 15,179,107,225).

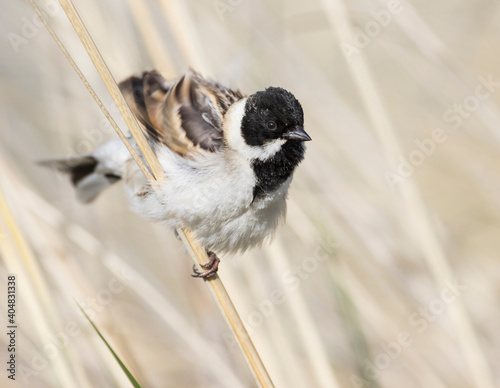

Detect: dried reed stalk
29,0,274,386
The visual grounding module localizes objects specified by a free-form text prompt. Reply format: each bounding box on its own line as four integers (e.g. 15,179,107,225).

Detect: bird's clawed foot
192,251,220,279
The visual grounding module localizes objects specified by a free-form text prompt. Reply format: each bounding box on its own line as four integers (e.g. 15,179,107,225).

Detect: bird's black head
241,87,311,146
239,87,310,200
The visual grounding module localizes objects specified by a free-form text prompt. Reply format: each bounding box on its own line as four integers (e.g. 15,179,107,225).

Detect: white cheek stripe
224,98,285,161
249,139,286,160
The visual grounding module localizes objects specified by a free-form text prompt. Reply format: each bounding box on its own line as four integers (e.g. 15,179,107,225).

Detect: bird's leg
191,251,220,278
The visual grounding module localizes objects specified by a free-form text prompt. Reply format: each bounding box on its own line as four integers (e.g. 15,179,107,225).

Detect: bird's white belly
125,147,289,254
191,193,287,253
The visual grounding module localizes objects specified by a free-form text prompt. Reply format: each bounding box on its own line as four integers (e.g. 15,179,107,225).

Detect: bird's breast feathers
124,143,289,253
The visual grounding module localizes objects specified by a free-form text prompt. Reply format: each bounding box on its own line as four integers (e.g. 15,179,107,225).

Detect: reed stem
29,0,274,386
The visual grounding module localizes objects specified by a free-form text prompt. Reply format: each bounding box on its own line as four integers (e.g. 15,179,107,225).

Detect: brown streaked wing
119,70,244,157
119,72,161,140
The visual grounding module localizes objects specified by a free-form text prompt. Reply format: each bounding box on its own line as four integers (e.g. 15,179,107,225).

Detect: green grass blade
78,305,142,388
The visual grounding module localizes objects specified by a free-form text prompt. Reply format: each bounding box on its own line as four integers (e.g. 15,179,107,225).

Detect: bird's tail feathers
39,156,121,203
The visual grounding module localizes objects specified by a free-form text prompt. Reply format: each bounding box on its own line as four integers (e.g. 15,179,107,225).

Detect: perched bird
42,70,311,277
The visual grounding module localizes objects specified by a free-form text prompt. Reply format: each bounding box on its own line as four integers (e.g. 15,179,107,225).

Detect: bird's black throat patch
252,141,305,201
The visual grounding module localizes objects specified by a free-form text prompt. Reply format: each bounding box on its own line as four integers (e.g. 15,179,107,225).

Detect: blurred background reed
1,0,499,387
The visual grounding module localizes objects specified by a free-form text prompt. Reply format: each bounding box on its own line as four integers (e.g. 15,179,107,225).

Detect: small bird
43,70,311,278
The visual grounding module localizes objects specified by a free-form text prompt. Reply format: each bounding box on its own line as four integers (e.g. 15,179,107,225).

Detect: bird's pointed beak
282,126,312,142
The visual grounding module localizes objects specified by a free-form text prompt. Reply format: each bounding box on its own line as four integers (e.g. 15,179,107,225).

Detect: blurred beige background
1,0,499,387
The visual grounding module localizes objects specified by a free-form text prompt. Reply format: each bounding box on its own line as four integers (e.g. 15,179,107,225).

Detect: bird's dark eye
267,121,277,130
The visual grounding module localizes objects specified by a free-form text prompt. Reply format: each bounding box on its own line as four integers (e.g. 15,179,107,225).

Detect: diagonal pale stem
29,0,274,386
